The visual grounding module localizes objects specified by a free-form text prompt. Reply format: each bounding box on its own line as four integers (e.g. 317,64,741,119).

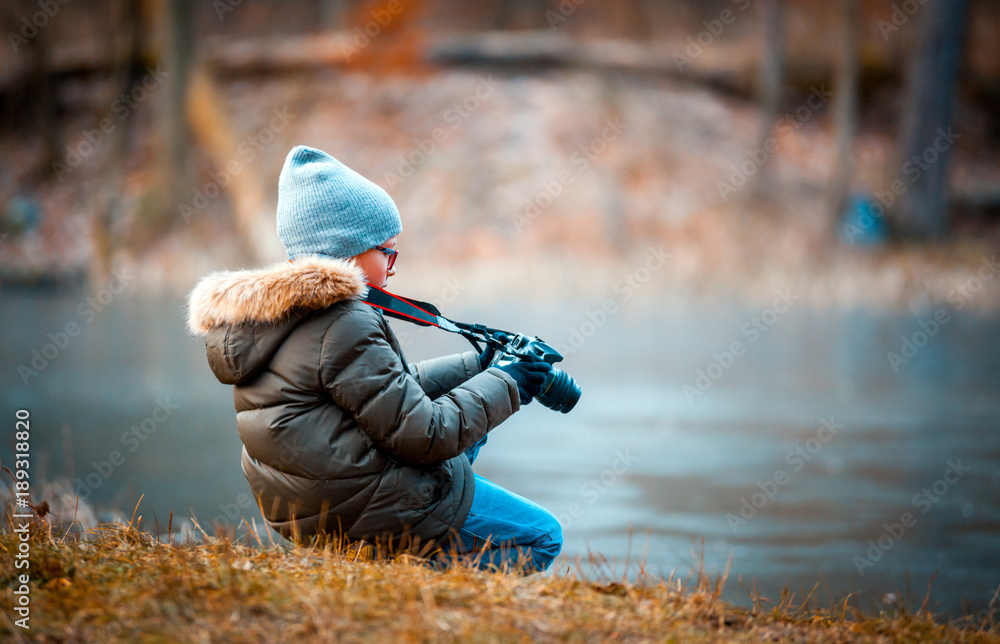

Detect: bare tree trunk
322,0,351,30
494,0,547,30
155,0,194,228
492,0,513,30
3,0,60,178
827,0,859,224
34,24,58,175
599,75,629,253
745,0,783,210
895,0,968,239
92,0,144,284
618,0,651,41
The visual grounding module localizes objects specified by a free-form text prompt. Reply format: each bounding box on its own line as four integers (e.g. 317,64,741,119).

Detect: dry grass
2,507,998,644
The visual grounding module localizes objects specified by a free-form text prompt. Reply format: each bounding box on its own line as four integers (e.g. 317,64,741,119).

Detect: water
2,289,999,616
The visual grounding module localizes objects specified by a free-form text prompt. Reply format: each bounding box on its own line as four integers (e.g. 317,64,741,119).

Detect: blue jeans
429,434,563,575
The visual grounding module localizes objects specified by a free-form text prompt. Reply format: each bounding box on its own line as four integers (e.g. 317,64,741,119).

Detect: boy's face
351,236,398,288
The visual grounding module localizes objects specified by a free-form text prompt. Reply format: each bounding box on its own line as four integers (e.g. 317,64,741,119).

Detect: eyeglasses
374,245,398,270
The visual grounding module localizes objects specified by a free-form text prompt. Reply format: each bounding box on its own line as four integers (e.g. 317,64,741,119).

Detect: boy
187,145,563,573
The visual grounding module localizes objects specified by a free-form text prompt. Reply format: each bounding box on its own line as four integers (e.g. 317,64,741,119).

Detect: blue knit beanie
276,145,402,260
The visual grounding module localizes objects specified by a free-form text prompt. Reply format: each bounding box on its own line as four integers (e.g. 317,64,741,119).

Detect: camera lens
536,367,581,413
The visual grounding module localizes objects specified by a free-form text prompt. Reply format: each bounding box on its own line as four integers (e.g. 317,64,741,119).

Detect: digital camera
489,333,581,414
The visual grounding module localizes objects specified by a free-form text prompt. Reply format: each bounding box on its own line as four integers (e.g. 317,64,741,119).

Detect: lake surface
2,288,999,617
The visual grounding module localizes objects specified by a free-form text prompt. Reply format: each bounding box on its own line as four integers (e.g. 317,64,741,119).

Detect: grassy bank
1,515,998,643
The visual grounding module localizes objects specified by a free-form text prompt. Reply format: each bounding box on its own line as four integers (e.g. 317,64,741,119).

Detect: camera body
493,333,563,366
489,333,581,413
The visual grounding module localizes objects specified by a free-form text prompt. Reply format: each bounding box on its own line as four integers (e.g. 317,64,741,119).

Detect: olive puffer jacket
186,256,520,550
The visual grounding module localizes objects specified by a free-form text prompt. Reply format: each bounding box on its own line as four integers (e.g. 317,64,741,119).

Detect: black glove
478,343,499,371
496,360,552,406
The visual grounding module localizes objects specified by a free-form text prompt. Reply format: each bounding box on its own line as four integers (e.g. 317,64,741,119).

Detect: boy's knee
545,525,564,559
531,515,563,571
546,518,563,550
531,540,561,572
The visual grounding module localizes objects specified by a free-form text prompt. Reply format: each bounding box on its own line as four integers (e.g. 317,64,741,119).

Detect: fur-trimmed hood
187,256,368,385
186,255,367,336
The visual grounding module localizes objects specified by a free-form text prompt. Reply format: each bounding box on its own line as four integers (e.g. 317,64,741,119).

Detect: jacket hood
186,255,368,384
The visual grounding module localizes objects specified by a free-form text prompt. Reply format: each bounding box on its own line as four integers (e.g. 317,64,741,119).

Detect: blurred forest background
1,0,999,307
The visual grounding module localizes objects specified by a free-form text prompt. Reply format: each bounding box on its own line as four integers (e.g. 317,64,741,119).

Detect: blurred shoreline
2,66,999,312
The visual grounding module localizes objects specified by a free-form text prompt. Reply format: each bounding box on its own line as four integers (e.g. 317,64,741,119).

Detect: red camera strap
363,284,460,332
